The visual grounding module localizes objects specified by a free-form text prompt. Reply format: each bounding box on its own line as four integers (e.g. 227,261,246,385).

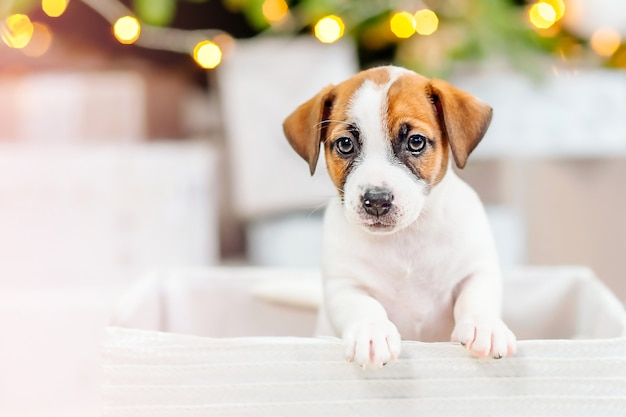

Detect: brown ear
428,79,492,169
282,85,335,175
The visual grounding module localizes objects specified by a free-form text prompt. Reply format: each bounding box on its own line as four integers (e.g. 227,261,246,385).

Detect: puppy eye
407,134,427,154
335,137,355,155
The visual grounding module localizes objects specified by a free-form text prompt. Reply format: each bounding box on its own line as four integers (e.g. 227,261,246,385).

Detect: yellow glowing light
529,2,557,29
1,14,34,49
542,0,565,21
314,15,345,44
42,0,69,18
390,12,416,39
114,16,141,45
414,9,439,36
535,22,561,38
193,40,222,69
21,22,53,57
262,0,289,24
590,27,621,57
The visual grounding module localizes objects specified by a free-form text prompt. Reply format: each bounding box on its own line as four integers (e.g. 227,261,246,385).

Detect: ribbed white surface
102,329,626,417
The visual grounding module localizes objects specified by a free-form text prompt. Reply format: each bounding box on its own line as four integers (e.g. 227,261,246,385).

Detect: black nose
362,187,393,217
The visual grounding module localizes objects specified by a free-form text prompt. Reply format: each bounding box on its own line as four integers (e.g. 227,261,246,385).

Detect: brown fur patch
427,79,492,169
322,67,392,193
386,72,450,185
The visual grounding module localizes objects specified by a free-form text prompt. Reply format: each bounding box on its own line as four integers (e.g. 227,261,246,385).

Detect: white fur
316,70,516,368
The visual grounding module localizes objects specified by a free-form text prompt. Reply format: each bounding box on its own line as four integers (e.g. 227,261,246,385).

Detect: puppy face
284,66,492,234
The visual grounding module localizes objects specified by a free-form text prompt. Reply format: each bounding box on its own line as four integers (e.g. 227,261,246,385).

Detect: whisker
315,119,353,131
306,201,329,217
302,190,344,218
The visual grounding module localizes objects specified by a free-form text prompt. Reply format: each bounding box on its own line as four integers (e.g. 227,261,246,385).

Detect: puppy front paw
451,316,516,359
343,320,401,368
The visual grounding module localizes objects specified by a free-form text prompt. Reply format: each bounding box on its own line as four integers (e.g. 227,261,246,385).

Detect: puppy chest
368,262,457,341
334,236,459,341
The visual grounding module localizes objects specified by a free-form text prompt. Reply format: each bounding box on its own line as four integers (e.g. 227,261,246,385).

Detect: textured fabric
103,266,626,416
102,329,626,417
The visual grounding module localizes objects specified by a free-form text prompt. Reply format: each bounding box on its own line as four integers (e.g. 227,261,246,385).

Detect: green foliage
132,0,211,26
228,0,557,75
237,0,268,30
9,0,614,72
133,0,178,26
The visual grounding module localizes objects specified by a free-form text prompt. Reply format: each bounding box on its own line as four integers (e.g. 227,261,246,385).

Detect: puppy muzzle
362,187,393,217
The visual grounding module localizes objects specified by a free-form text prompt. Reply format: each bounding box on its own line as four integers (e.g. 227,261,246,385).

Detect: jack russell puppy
283,66,516,368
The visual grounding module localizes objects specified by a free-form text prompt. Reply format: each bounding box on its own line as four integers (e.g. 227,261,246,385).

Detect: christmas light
193,40,222,69
2,0,584,73
590,27,621,57
262,0,288,24
390,12,415,39
79,0,230,69
414,9,438,36
535,23,561,38
542,0,565,21
42,0,70,18
113,15,141,44
21,21,53,57
314,15,344,44
1,14,34,49
529,2,557,29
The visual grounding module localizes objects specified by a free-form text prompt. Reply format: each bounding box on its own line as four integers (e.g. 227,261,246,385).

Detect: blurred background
1,0,625,416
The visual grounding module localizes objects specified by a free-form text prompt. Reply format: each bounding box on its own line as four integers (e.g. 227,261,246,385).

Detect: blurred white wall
0,69,222,417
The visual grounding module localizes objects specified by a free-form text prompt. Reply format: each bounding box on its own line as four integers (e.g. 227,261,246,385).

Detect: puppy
283,66,516,368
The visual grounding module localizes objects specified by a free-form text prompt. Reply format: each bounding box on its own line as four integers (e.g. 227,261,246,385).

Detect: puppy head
283,66,492,234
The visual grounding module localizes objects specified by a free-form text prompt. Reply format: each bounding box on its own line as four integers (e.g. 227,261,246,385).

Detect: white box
102,266,626,417
109,267,321,337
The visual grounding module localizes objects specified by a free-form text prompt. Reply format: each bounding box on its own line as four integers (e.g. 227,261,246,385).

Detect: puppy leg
325,281,401,368
451,272,517,359
451,316,517,359
343,319,402,368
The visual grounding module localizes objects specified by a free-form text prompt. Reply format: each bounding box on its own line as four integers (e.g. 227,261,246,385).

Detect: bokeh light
193,40,222,69
21,21,53,57
314,15,345,44
590,27,621,57
542,0,565,21
535,22,561,38
414,9,439,36
1,14,34,49
262,0,289,24
529,2,557,29
390,12,415,39
42,0,70,18
113,16,141,45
